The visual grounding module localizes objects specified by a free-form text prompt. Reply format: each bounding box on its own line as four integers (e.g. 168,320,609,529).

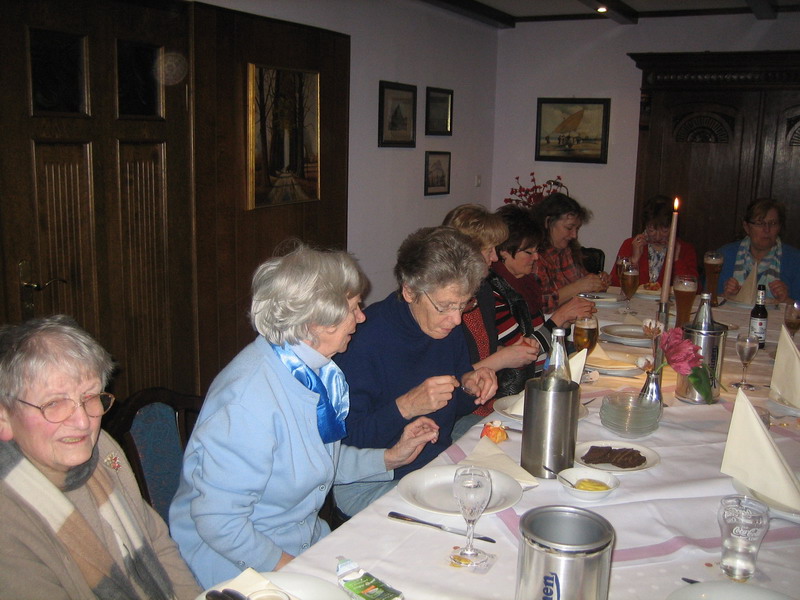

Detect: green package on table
336,556,403,600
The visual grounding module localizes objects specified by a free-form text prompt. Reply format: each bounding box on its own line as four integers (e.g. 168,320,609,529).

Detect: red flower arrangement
503,172,568,208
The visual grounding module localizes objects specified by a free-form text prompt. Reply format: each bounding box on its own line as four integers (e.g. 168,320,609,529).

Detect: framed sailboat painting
535,98,610,164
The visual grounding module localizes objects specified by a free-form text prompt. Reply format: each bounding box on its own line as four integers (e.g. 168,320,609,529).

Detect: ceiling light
597,5,608,13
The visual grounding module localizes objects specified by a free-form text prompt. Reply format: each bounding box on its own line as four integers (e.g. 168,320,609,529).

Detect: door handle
18,260,68,320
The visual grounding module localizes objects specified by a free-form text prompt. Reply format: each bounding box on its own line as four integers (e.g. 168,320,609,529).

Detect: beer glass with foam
704,251,724,306
673,274,697,326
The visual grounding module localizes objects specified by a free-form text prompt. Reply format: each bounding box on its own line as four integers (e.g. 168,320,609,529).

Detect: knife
387,511,496,543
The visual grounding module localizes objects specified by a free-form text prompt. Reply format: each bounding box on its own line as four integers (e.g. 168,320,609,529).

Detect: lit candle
660,197,680,304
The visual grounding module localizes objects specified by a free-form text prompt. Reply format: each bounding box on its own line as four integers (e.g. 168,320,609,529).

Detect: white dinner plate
722,296,781,309
585,350,643,377
599,324,652,348
766,393,800,417
397,464,523,515
732,478,800,525
494,393,588,422
634,285,663,299
197,572,348,600
574,440,660,472
666,580,791,600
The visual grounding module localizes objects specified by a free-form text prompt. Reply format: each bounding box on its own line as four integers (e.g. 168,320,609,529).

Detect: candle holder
653,301,670,386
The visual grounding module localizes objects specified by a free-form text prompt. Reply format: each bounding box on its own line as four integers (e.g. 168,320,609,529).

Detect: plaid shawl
0,438,177,600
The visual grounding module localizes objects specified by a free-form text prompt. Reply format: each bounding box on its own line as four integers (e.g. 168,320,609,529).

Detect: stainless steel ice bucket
675,324,727,404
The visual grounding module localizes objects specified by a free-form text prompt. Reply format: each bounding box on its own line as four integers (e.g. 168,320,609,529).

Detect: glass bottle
541,328,572,390
749,284,768,349
692,293,714,331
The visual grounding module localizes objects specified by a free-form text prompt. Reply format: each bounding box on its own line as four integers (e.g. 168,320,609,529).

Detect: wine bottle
541,328,572,390
749,284,768,349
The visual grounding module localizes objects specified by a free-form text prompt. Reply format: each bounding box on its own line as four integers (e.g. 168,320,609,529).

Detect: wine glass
784,301,800,341
573,315,599,354
620,263,639,314
615,255,631,287
450,466,492,566
732,332,759,390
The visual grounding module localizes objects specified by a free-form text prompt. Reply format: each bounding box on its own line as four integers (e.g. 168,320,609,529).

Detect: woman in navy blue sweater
334,227,498,517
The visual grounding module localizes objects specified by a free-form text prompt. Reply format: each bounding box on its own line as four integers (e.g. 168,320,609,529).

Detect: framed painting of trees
247,64,320,208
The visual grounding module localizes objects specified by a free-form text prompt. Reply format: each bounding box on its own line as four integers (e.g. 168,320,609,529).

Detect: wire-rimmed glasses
15,392,115,423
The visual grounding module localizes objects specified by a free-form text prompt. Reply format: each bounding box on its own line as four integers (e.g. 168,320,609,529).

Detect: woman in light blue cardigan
169,244,439,589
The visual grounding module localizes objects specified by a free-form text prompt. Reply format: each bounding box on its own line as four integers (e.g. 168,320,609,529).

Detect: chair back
581,247,606,274
106,387,202,523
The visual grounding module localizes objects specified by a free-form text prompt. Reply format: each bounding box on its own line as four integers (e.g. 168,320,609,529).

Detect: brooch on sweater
104,452,122,472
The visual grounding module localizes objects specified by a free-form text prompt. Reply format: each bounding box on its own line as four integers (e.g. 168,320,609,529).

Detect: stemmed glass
732,332,759,390
450,466,492,567
620,263,639,314
784,301,800,341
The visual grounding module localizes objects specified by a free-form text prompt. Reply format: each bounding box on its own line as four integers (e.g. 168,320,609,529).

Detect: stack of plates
600,392,661,438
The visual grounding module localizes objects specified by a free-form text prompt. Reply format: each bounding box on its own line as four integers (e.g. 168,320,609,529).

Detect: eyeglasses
422,290,478,314
15,392,115,424
747,220,780,230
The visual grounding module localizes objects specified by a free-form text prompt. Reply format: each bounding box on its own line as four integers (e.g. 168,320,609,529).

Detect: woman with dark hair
718,198,800,303
610,195,698,287
531,193,610,312
491,205,595,373
334,227,497,517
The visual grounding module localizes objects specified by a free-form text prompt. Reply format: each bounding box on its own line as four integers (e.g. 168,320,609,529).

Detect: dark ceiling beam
416,0,516,28
746,0,777,19
577,0,639,24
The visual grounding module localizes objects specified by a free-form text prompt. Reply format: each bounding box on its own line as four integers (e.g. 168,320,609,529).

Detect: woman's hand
396,375,460,419
723,277,741,297
551,297,596,327
580,273,608,293
474,337,540,372
275,552,295,570
769,279,790,303
384,417,440,470
631,233,647,262
460,367,498,405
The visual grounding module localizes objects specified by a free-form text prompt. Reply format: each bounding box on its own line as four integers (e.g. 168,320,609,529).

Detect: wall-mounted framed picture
425,87,453,136
378,81,416,147
247,64,320,208
424,151,451,196
535,97,610,164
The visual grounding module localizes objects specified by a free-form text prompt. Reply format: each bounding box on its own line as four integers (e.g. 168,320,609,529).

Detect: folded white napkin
720,390,800,512
508,350,585,415
213,568,300,600
728,265,757,305
586,343,635,370
459,436,539,489
770,325,800,409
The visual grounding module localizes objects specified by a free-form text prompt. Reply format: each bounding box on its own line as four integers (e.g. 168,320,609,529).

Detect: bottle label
749,318,767,345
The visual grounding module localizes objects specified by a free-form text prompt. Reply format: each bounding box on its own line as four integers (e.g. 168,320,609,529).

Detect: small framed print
535,97,610,164
424,151,451,196
425,87,453,136
378,81,416,147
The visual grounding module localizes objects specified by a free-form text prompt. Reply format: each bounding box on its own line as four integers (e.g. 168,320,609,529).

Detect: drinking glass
784,300,800,341
717,495,770,582
573,315,599,354
615,255,631,287
450,466,492,566
620,263,639,314
732,332,759,390
703,250,724,307
673,274,698,326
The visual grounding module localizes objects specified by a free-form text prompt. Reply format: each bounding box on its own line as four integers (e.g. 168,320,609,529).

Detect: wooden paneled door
0,0,197,397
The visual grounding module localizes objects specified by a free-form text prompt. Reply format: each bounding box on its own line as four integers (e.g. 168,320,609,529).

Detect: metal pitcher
520,378,580,478
675,324,727,404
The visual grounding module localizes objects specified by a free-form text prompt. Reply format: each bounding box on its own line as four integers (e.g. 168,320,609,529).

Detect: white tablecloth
283,294,800,599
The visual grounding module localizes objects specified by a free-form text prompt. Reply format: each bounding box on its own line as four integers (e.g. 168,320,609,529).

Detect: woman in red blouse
609,195,698,288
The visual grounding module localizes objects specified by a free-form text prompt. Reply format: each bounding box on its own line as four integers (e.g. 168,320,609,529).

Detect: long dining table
282,291,800,599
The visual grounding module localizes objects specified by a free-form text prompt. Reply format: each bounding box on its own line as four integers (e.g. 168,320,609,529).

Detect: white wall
194,0,498,301
492,14,800,270
196,0,800,300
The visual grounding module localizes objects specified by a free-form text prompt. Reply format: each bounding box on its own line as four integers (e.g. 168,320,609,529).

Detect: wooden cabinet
630,51,800,263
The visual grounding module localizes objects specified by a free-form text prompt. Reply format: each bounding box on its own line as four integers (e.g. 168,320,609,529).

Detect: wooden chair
581,247,606,274
105,387,203,523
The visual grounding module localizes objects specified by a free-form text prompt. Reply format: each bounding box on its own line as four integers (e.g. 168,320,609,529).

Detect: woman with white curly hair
169,243,438,588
